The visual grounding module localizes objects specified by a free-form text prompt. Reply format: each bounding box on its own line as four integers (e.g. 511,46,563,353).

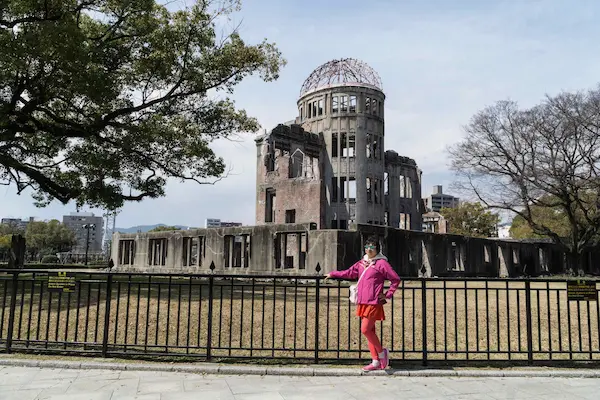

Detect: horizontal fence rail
0,269,599,365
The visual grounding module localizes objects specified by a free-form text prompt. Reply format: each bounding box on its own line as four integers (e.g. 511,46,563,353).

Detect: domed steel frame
299,58,383,96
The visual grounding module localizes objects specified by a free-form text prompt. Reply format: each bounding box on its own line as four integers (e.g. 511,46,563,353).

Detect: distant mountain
115,224,190,233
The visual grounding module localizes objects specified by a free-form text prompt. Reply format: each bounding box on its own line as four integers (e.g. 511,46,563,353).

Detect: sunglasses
364,245,376,250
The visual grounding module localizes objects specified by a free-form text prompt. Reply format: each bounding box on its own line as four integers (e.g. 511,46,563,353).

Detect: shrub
41,255,59,263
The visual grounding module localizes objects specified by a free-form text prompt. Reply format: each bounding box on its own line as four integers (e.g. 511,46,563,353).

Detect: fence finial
209,261,216,271
315,263,321,273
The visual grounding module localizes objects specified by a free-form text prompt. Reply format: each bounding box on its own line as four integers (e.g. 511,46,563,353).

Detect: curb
1,358,600,378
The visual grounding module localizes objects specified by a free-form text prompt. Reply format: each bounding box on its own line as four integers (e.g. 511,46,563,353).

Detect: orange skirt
356,304,385,321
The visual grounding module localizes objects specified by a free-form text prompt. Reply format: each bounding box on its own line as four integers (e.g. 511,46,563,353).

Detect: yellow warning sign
47,271,76,293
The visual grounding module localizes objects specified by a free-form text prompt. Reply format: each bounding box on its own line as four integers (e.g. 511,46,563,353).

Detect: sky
2,0,600,228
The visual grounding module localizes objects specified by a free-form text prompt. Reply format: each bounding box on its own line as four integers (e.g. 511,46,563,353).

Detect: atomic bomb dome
299,58,383,96
256,58,422,232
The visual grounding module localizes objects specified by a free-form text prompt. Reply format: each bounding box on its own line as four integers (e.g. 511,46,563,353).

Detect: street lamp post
83,224,95,266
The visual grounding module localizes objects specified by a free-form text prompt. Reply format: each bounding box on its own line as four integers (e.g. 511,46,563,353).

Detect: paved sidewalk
1,365,599,400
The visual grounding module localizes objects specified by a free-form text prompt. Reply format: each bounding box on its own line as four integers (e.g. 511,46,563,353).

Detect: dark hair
364,236,380,253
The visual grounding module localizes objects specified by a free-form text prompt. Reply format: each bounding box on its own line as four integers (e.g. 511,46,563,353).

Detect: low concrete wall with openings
112,223,600,277
111,223,337,275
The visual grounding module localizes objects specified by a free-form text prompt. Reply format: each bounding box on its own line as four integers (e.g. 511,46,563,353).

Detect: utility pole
83,223,95,266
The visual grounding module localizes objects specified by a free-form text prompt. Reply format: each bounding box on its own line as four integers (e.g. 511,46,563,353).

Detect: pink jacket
329,254,401,305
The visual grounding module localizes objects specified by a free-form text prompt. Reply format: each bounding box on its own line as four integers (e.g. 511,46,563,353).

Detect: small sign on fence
47,271,76,293
566,280,598,301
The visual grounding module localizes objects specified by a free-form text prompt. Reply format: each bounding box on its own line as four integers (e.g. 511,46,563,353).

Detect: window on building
308,103,312,118
224,234,250,268
339,220,348,230
299,106,303,120
285,209,296,223
399,214,411,230
332,133,338,157
265,189,276,223
318,99,324,116
312,101,317,118
265,145,275,172
366,177,372,203
340,95,348,112
374,179,380,204
348,178,356,203
183,237,204,267
349,96,357,112
484,245,491,263
365,97,371,113
118,240,135,265
384,212,389,226
342,134,355,157
384,172,389,195
379,101,383,116
400,176,406,197
341,177,356,202
274,232,307,269
372,136,379,159
372,99,378,115
289,149,304,178
332,96,339,113
148,238,167,266
331,177,338,202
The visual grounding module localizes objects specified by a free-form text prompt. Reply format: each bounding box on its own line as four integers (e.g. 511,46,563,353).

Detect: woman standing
325,236,401,371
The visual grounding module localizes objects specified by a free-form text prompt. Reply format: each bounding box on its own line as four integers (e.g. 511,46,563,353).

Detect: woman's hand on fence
323,273,332,281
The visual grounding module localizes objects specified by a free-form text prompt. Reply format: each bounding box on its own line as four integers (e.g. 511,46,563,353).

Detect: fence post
5,272,19,353
421,279,428,366
206,262,215,361
525,280,533,365
101,273,113,358
314,264,321,364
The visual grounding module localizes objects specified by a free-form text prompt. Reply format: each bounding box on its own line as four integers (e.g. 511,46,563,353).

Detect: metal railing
0,269,599,365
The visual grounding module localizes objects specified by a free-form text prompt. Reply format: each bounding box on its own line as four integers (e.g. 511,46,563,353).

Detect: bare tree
448,87,600,274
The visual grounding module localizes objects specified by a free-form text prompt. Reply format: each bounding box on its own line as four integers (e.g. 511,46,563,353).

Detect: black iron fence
0,268,599,366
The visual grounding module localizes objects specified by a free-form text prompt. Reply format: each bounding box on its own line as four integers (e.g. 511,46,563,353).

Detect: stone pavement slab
0,366,599,400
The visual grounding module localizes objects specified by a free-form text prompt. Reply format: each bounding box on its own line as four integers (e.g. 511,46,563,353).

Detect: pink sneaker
380,348,389,369
362,362,382,371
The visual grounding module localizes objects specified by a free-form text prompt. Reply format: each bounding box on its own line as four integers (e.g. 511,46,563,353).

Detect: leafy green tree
0,234,11,260
449,89,600,273
25,220,76,260
510,200,570,239
148,225,181,232
0,223,24,235
0,0,285,210
440,202,500,238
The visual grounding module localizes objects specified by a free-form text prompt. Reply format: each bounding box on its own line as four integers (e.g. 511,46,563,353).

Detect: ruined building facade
256,59,422,230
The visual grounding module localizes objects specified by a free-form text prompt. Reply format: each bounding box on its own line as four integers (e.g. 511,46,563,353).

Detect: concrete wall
384,151,422,231
255,125,324,228
112,223,585,277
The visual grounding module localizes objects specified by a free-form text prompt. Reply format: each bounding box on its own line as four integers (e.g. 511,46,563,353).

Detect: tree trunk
566,251,583,276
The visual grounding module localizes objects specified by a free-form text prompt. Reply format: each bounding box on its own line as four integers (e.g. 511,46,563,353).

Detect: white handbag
349,264,369,304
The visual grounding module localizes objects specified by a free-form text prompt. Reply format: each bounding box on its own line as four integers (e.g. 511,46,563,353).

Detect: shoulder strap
356,263,370,284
